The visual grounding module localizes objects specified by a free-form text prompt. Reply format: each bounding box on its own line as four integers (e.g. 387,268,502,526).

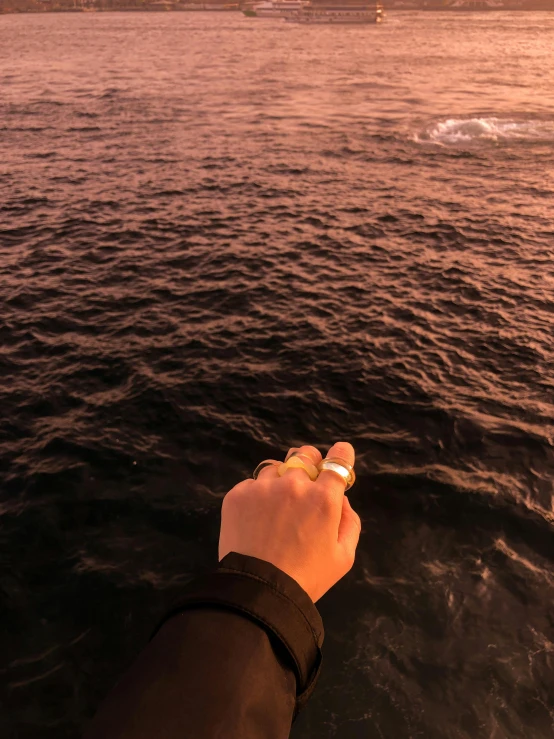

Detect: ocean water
1,9,553,738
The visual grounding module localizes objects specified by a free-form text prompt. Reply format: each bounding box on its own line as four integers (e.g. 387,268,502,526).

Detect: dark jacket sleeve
83,552,324,739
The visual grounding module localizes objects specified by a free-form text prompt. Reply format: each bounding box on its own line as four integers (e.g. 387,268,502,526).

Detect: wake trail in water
414,116,554,145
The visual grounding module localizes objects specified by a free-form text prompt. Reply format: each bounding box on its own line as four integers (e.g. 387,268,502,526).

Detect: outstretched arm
83,441,360,739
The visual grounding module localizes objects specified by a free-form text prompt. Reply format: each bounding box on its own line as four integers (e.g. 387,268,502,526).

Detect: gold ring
285,449,319,466
252,459,280,479
317,457,356,491
277,456,320,481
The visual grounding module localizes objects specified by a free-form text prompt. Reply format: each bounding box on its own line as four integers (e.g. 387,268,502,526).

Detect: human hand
218,442,362,603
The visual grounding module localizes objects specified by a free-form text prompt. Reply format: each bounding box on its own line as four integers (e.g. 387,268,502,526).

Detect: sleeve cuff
151,552,324,718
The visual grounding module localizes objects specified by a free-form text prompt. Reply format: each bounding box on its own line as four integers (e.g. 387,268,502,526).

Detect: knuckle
221,490,237,512
317,489,336,516
222,482,249,507
283,474,306,497
341,547,357,572
345,495,362,529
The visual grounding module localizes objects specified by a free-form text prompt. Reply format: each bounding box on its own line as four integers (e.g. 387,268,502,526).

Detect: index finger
316,441,355,495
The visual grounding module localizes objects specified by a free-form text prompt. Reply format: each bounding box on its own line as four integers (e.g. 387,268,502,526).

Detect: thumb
337,495,362,562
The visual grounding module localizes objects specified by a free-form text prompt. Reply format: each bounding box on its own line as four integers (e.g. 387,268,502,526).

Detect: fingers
256,445,323,482
254,442,355,490
253,444,321,480
316,441,355,495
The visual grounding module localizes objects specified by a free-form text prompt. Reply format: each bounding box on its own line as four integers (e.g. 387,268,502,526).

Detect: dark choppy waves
1,10,553,739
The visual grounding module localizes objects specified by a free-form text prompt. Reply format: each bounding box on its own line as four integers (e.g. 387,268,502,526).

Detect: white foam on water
414,117,554,145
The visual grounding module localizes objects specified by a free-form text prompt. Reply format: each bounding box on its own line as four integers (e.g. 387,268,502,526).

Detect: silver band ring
317,457,356,491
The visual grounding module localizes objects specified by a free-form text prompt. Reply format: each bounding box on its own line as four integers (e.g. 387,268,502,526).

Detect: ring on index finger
252,459,280,479
317,457,356,491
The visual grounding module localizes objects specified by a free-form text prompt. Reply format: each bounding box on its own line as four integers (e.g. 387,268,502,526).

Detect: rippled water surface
1,10,554,738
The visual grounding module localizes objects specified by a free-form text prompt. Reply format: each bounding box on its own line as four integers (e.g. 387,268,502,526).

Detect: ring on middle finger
277,454,320,481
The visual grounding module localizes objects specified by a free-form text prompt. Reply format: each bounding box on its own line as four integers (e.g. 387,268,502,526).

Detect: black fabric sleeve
83,552,325,739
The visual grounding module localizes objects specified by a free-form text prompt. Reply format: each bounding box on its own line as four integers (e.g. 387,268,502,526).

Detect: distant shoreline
2,5,554,11
0,7,240,10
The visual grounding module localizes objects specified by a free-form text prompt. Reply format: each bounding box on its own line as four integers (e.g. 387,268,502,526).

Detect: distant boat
243,0,306,16
285,0,384,23
448,0,504,7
